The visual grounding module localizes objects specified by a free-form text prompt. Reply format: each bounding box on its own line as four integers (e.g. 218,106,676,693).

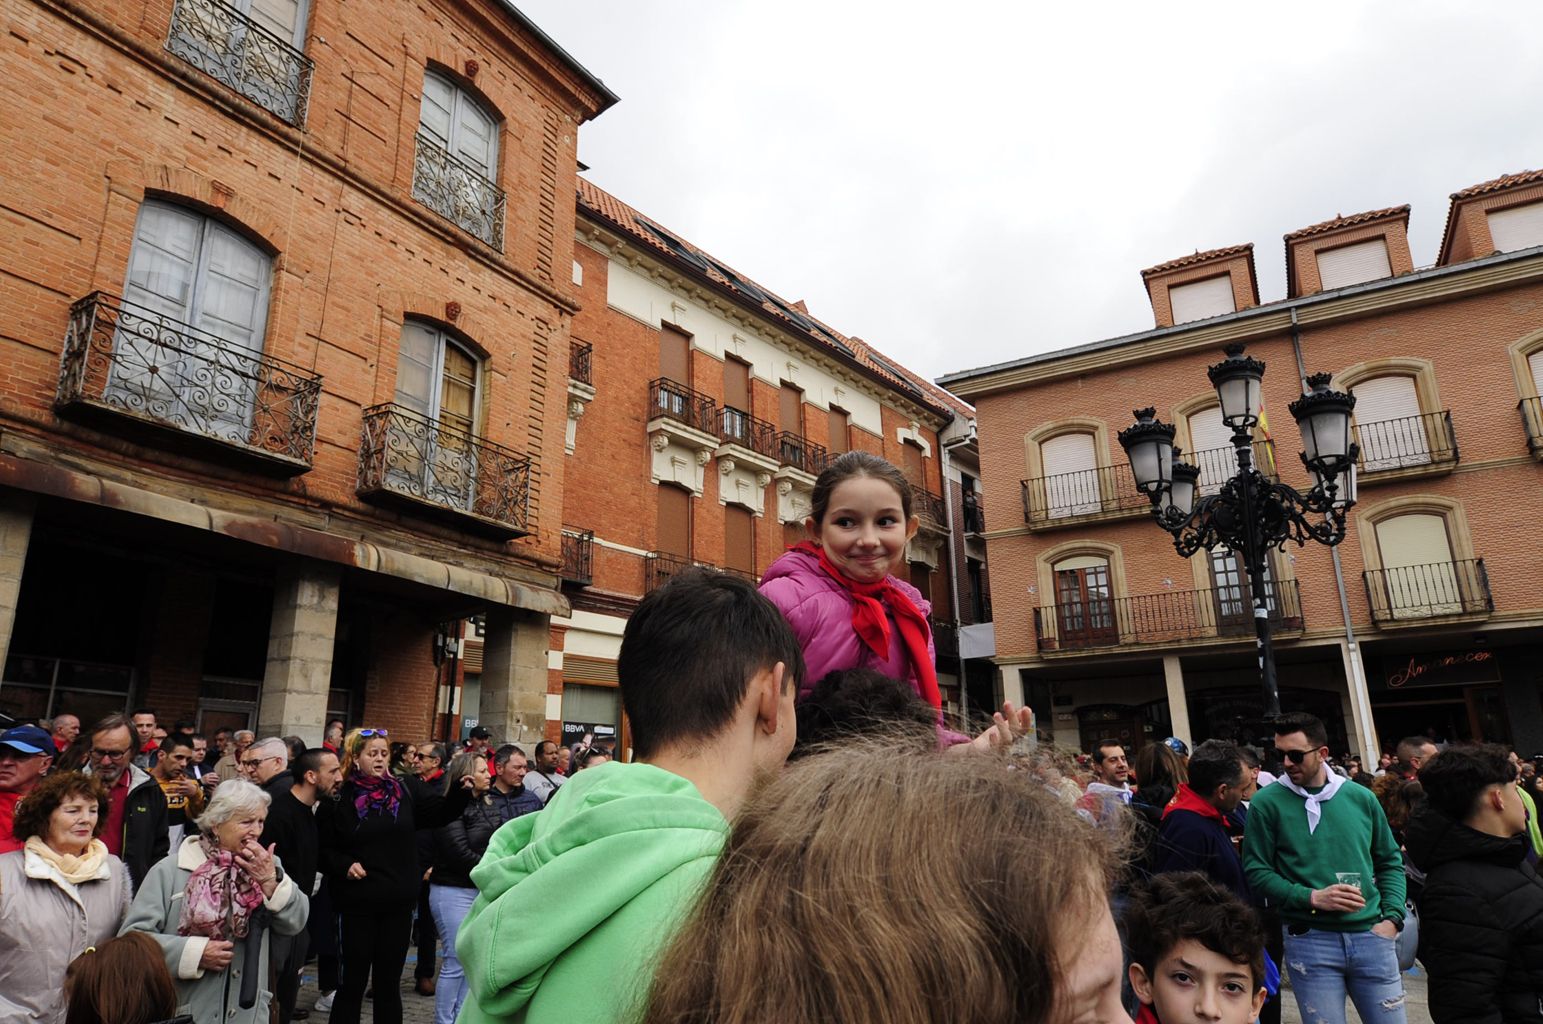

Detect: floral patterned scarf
351,768,403,820
177,837,265,940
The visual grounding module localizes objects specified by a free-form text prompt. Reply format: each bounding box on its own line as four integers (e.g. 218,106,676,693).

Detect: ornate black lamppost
1117,344,1360,718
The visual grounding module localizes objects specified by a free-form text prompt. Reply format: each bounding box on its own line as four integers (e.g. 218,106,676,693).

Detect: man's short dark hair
419,742,447,764
494,744,526,770
1125,872,1266,987
1273,712,1328,750
158,732,193,754
533,740,557,759
1092,739,1125,764
294,747,334,782
1397,736,1433,761
792,669,934,759
1237,745,1261,769
1416,743,1516,822
618,568,804,760
131,708,156,719
1188,740,1245,797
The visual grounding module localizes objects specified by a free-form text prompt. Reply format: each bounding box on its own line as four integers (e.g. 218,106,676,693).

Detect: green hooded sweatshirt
456,760,729,1023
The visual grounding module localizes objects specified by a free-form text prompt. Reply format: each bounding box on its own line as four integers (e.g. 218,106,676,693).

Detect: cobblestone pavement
294,953,1432,1023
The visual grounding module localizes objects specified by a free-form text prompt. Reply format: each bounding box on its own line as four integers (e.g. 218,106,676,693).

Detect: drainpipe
1290,309,1381,761
940,429,972,726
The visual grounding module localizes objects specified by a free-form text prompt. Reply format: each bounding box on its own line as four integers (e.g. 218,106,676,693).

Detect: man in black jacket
1407,743,1543,1024
263,746,342,1023
81,713,168,891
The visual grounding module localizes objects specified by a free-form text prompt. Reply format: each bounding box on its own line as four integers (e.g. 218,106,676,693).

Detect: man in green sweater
1242,712,1407,1024
456,568,804,1023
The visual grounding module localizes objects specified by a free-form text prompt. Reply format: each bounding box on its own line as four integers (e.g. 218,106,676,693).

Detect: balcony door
1054,555,1117,647
1210,549,1277,633
1188,406,1235,495
1375,513,1461,618
393,321,480,509
1041,432,1100,518
722,357,752,444
415,70,500,242
1352,376,1429,471
115,201,272,444
724,504,754,577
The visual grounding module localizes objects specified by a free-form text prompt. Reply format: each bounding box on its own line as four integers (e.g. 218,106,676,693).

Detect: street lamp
1117,344,1358,718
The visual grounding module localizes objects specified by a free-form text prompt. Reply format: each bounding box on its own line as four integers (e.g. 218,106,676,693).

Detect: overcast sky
520,1,1543,384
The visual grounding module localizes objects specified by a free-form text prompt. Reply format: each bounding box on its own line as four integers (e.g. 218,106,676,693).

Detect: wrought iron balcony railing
1033,580,1303,652
1190,439,1278,494
645,551,693,593
718,407,778,459
569,340,593,386
775,431,828,475
1364,558,1491,623
648,378,717,435
916,488,947,526
961,494,985,533
357,403,530,535
411,133,506,250
1021,465,1147,524
1520,397,1543,454
1354,410,1458,473
561,529,594,586
166,0,313,126
931,618,960,660
57,292,321,469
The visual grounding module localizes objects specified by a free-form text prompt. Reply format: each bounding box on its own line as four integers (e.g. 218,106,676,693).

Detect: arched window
1372,512,1462,619
413,70,502,247
1039,431,1101,518
390,320,481,508
1351,375,1430,470
113,200,273,443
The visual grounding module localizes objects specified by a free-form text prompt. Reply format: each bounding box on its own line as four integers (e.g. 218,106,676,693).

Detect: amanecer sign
1384,649,1501,690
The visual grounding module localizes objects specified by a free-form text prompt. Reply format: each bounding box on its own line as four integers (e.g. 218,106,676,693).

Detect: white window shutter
455,101,497,177
1168,276,1236,324
1488,201,1543,253
124,202,203,321
1528,350,1543,398
1374,513,1460,617
193,222,270,357
1352,376,1428,470
1186,406,1235,493
1039,432,1100,517
246,0,306,46
1316,238,1392,290
395,321,440,417
419,72,454,144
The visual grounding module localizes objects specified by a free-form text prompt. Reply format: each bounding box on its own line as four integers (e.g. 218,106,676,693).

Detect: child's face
807,475,917,584
1131,939,1265,1024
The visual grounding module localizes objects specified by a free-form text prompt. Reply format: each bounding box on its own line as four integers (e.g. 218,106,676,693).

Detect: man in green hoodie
457,568,804,1023
1242,712,1407,1024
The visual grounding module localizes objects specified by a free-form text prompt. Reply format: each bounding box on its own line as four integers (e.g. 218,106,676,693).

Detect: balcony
569,340,593,386
717,407,779,461
1033,580,1303,653
932,618,960,660
1189,439,1278,494
775,432,828,476
561,529,594,586
56,292,320,473
1364,558,1492,625
165,0,313,126
1520,397,1543,458
1354,410,1458,479
648,378,717,436
357,403,530,537
1021,465,1148,528
916,488,948,529
411,133,506,249
643,554,755,593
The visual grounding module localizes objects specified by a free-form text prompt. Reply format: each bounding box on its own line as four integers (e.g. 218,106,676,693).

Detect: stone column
1163,655,1192,749
478,606,552,748
998,662,1025,708
258,562,340,743
0,491,36,670
1338,639,1380,763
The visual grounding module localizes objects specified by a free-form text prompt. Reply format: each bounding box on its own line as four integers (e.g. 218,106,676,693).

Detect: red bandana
1162,782,1226,823
793,541,941,710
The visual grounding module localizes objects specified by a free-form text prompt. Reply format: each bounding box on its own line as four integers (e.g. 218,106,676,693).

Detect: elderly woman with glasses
0,772,131,1024
121,778,308,1024
318,728,474,1024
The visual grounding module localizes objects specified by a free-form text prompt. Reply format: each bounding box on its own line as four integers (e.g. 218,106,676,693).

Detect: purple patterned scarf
351,769,403,820
178,837,265,940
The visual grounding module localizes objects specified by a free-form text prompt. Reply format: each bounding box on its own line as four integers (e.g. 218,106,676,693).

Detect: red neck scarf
793,542,941,710
1162,783,1226,823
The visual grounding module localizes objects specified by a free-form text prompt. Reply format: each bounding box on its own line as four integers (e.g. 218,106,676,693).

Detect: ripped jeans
1282,927,1407,1024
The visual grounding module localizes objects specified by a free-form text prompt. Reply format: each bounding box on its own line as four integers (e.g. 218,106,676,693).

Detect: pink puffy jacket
759,547,934,701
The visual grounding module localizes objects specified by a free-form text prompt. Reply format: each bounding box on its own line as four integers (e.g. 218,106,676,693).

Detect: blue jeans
429,884,478,1024
1282,928,1407,1024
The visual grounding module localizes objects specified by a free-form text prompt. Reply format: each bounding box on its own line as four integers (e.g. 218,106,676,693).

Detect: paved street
294,952,1432,1023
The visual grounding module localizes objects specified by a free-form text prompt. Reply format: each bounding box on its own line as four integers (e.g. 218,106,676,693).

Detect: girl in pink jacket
759,451,1030,749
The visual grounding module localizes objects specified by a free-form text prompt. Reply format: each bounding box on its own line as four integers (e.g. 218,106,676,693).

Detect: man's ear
1128,963,1155,1005
1249,985,1267,1020
754,661,788,736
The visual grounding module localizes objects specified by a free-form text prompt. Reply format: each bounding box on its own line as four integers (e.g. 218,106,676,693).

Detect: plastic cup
1335,871,1363,892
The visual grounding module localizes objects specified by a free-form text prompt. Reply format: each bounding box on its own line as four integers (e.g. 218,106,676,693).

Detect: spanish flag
1257,392,1277,474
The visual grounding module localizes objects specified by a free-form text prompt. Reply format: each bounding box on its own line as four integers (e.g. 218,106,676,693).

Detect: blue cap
1164,736,1190,757
0,725,53,756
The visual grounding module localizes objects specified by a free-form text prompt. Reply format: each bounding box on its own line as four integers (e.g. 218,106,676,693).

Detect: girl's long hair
641,738,1124,1024
64,932,178,1024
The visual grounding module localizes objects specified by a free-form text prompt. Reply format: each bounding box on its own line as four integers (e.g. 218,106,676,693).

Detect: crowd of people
1,450,1541,1024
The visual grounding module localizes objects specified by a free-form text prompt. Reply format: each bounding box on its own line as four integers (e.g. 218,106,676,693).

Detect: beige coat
0,846,132,1024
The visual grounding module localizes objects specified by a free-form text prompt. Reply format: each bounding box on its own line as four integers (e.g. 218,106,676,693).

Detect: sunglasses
1279,747,1323,764
359,729,388,738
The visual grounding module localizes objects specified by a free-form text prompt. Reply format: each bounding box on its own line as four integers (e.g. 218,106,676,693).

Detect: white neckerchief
1274,768,1345,834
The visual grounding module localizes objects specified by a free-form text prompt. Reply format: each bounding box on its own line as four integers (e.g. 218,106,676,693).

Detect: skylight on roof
868,356,922,396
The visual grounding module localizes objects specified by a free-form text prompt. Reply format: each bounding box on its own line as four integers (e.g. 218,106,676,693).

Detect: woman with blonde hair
641,740,1128,1024
121,778,307,1024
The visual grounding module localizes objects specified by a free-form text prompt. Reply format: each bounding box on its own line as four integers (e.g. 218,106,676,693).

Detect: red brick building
941,169,1543,758
0,0,614,744
457,179,986,752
